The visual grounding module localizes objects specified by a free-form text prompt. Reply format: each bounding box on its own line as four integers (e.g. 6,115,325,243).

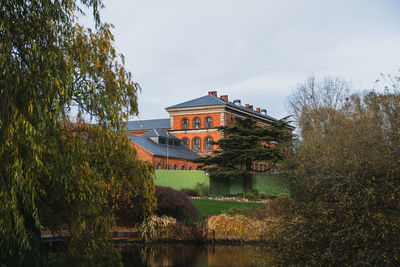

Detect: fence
154,170,289,196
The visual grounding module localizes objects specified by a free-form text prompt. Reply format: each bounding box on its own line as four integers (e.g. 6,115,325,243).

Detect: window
194,117,200,129
193,138,201,152
157,163,161,169
189,166,192,170
181,166,185,170
182,118,188,129
196,166,201,171
182,138,189,147
205,137,213,152
206,117,212,128
229,117,233,126
173,164,177,170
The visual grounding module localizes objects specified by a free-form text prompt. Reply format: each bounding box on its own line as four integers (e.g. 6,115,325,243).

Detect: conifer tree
193,117,292,192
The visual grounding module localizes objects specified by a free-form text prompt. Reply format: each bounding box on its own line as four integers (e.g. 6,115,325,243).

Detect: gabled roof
126,134,201,160
166,94,278,122
142,129,180,141
126,118,170,131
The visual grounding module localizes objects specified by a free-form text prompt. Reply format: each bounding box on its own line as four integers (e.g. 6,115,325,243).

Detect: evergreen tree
193,117,292,192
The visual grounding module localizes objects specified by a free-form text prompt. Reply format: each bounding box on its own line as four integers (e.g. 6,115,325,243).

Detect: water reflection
119,243,272,267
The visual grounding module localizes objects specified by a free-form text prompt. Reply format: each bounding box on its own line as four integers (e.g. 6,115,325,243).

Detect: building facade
165,91,278,156
126,91,287,171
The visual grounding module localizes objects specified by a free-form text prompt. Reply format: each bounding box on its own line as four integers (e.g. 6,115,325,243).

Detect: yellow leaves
54,78,60,89
28,102,33,115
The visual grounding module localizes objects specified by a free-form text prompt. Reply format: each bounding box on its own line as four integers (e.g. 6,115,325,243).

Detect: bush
194,182,211,197
277,80,400,266
205,214,274,241
265,196,294,217
139,215,176,242
180,188,197,197
225,207,268,220
155,186,199,222
138,215,203,242
243,189,259,201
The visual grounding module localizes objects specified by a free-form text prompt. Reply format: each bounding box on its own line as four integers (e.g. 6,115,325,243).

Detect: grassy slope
190,199,266,220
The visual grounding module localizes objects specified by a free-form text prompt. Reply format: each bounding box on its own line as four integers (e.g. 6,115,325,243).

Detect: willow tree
193,117,292,192
0,1,155,266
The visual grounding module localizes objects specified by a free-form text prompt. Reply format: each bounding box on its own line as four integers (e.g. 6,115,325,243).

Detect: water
119,243,272,267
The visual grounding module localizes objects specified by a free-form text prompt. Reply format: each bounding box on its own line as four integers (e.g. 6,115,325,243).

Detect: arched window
181,166,185,170
156,163,161,169
196,166,201,171
189,166,192,170
206,117,212,128
193,137,201,152
173,164,178,170
194,117,200,129
205,137,213,152
182,118,189,129
182,138,189,147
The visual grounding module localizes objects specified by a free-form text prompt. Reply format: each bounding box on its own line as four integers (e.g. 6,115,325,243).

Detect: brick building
127,91,286,171
126,129,201,170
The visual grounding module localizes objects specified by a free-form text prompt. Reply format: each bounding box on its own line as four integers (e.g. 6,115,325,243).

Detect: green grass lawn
190,199,266,220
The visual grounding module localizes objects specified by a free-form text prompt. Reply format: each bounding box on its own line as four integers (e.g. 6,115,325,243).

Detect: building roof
166,94,225,109
142,129,180,141
126,118,170,131
166,94,278,122
126,133,201,160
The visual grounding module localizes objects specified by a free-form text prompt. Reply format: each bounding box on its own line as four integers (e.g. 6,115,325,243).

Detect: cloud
79,0,400,120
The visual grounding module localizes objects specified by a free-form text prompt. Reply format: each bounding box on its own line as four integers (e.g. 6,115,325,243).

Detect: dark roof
166,94,278,122
166,94,225,109
126,134,201,160
126,118,170,131
142,129,180,141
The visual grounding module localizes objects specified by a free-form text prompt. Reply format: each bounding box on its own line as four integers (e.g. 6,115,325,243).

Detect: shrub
194,182,211,197
205,214,275,241
278,80,400,266
139,215,177,242
265,196,294,217
138,215,203,242
180,188,197,197
225,207,268,220
243,189,259,201
155,186,199,221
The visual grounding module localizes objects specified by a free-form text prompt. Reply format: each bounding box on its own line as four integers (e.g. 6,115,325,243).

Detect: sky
80,0,400,120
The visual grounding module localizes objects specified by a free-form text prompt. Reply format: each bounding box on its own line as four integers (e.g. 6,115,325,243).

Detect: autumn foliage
0,1,152,265
276,77,400,266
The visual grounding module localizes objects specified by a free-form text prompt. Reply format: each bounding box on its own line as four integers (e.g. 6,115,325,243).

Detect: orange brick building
127,91,285,171
165,91,278,156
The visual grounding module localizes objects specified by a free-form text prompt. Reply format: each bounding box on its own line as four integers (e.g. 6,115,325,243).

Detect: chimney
220,95,228,102
245,104,250,109
208,91,217,97
248,105,253,110
233,99,241,106
261,109,267,115
256,108,261,113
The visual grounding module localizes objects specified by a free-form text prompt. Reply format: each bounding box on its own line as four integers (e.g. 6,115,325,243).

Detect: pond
118,243,273,267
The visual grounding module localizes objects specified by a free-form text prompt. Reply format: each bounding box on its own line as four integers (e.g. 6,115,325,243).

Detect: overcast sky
82,0,400,120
